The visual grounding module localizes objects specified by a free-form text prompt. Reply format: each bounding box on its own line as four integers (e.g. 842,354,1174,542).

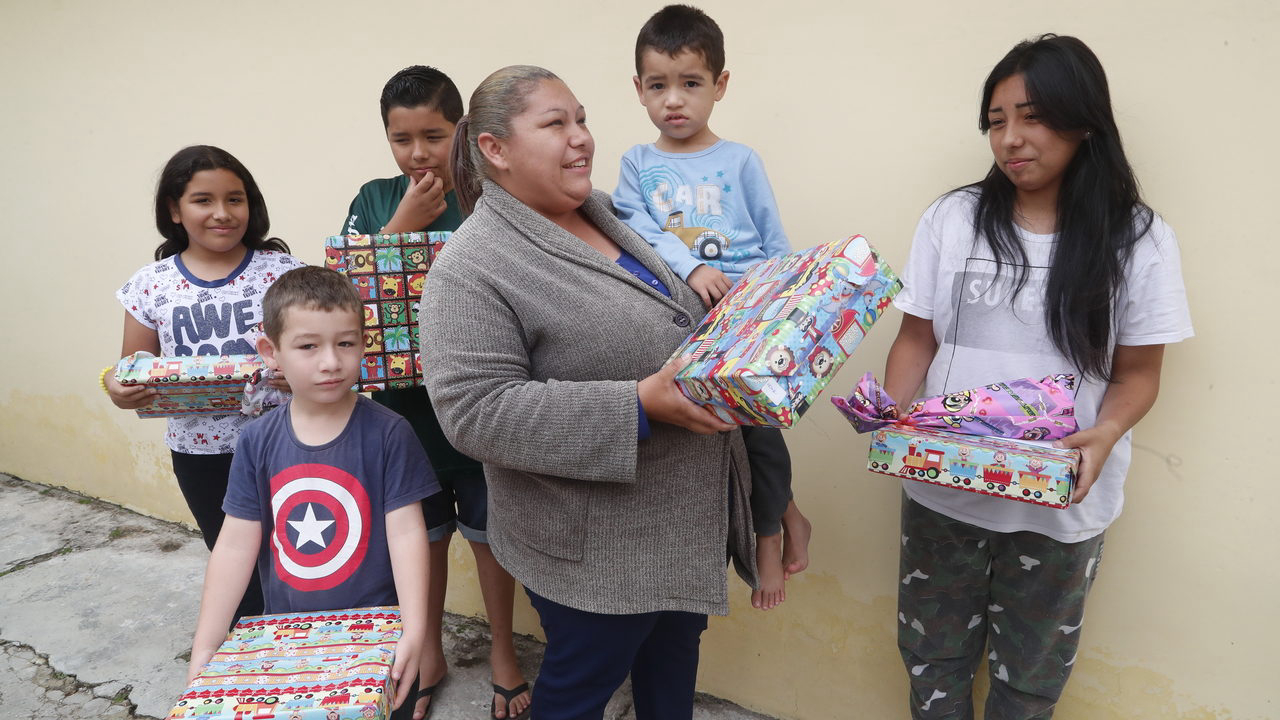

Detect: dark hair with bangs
153,145,289,262
635,5,725,78
261,266,363,343
969,34,1151,380
380,65,464,128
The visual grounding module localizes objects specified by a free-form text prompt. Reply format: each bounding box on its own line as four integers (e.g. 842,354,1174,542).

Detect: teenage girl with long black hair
884,35,1193,718
104,146,306,621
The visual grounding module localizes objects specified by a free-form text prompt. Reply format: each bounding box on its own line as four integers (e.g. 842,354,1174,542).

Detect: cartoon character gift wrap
832,373,1082,508
671,235,902,427
323,232,448,391
115,352,265,418
167,607,402,720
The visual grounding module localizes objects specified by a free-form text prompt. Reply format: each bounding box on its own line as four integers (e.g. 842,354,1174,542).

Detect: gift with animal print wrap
323,232,448,391
671,235,901,427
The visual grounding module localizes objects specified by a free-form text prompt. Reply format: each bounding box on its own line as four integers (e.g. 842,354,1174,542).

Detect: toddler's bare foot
751,532,786,610
781,501,812,580
413,652,447,720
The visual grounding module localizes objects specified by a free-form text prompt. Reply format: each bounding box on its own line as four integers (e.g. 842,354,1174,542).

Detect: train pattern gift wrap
671,235,901,427
323,232,448,391
114,352,264,418
167,607,402,720
832,373,1082,508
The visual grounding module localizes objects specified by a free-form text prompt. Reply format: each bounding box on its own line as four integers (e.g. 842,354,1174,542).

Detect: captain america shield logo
270,464,371,591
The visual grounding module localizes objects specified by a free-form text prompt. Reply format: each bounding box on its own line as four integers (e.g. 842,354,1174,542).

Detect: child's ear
168,198,182,225
257,335,280,370
633,75,644,102
713,70,730,101
476,132,509,172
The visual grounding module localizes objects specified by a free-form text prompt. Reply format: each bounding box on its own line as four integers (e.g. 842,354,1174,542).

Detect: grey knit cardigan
419,180,757,616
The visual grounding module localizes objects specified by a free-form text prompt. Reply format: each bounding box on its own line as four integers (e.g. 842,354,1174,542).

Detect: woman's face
986,73,1083,201
488,79,595,220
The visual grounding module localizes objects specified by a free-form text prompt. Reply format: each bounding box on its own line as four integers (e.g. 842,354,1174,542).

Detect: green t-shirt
340,176,478,479
341,175,463,236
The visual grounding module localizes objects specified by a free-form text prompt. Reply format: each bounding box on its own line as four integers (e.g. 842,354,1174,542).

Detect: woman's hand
638,357,738,435
1055,422,1122,503
105,371,157,410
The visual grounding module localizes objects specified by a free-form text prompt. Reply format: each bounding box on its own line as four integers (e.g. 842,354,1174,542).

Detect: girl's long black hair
971,34,1150,380
153,145,290,261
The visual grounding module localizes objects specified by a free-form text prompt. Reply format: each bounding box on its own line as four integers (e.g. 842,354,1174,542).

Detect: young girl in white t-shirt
103,146,306,619
884,35,1192,718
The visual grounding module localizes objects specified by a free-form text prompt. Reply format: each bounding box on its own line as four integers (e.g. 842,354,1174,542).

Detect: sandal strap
491,681,530,701
416,681,441,699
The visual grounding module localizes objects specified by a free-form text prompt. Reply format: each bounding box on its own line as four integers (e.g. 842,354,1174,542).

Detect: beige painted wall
1,1,1273,717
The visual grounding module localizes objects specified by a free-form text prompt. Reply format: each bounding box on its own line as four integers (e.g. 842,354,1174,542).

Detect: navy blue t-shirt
223,395,438,613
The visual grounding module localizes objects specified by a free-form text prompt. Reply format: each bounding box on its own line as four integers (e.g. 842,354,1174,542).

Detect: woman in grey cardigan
418,65,757,720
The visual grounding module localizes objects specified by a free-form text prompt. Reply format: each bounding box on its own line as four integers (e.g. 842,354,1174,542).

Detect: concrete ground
0,475,774,720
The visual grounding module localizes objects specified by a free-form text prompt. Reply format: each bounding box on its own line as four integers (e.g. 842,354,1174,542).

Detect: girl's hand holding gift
1054,422,1121,503
105,370,157,410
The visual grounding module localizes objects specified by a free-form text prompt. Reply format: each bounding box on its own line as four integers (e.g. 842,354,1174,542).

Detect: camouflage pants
898,497,1104,720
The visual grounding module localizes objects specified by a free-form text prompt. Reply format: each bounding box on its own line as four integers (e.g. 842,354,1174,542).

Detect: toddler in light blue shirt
613,4,811,610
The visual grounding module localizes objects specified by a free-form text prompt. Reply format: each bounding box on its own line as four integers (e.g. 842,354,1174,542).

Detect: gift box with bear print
671,235,901,427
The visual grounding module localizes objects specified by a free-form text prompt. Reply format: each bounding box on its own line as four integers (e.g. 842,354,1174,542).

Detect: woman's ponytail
450,115,480,217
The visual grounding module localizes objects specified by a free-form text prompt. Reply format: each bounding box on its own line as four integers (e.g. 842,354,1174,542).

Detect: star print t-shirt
223,395,438,613
116,249,307,454
613,139,791,282
894,190,1192,542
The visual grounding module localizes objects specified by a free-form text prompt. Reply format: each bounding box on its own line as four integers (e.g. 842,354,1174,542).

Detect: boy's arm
613,154,704,281
187,516,262,684
385,503,429,710
740,150,792,259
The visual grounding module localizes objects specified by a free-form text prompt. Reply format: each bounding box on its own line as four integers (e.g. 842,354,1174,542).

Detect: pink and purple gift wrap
832,373,1083,508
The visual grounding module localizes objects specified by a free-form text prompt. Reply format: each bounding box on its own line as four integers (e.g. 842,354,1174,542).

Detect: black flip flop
414,682,440,719
491,682,531,720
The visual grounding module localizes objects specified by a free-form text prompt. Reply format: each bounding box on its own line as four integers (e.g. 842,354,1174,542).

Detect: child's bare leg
781,499,812,580
751,532,786,610
414,536,452,720
470,540,531,719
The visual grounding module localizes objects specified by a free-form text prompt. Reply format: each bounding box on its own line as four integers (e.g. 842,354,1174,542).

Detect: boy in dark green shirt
340,66,532,720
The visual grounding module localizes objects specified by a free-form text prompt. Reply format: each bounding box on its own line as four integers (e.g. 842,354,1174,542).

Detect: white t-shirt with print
893,190,1193,542
116,249,307,454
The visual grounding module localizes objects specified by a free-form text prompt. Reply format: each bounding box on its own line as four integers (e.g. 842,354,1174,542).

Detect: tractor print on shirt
664,210,731,260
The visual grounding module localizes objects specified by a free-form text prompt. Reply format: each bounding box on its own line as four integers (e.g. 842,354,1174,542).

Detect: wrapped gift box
115,353,263,418
323,232,448,392
671,235,902,427
166,607,401,720
867,425,1080,508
